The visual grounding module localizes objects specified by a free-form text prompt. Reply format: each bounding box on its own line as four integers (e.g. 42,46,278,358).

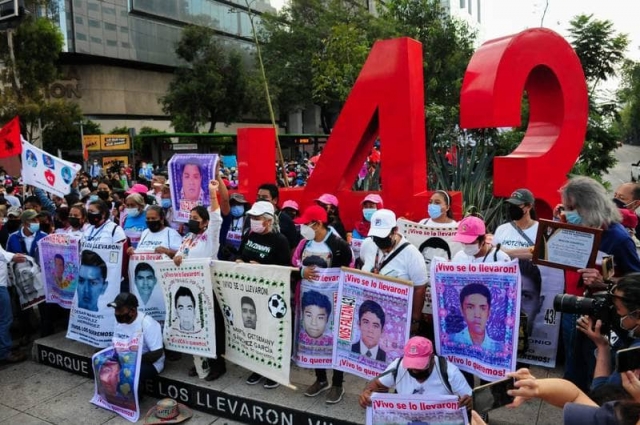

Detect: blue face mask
161,199,172,209
231,205,245,218
362,208,376,222
89,195,99,202
564,210,582,225
428,204,443,220
29,222,40,233
126,208,141,218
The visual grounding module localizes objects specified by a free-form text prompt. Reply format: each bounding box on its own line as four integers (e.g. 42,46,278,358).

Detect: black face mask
97,191,110,201
408,368,431,381
87,211,102,226
68,217,81,229
508,204,525,221
115,313,133,324
187,219,201,234
146,220,162,233
373,235,394,250
613,198,626,208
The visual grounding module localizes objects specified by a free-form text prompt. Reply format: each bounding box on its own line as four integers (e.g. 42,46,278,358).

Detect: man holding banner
359,337,472,409
292,205,353,404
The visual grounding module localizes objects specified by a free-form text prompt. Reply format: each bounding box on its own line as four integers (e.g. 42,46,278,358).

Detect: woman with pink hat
351,194,384,265
315,193,346,239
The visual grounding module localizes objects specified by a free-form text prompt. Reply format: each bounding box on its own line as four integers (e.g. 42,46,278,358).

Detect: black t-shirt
240,231,291,266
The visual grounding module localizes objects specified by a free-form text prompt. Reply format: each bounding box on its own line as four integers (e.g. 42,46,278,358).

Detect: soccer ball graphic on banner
223,304,234,326
268,294,287,319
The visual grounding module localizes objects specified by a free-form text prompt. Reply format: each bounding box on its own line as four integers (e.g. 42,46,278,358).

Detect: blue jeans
562,312,595,392
0,286,13,359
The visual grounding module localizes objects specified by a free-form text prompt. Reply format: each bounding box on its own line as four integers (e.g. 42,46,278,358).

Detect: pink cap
282,200,299,211
127,183,149,195
361,194,383,207
453,216,486,244
402,337,433,370
315,193,339,207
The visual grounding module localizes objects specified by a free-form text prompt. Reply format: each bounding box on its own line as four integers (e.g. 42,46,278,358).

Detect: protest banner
293,268,341,369
366,393,468,425
518,265,563,368
8,254,44,310
168,154,218,222
333,268,413,380
91,331,143,422
159,259,216,358
397,218,463,313
211,260,293,387
129,253,166,326
67,241,124,347
21,137,82,197
431,258,521,381
38,234,80,309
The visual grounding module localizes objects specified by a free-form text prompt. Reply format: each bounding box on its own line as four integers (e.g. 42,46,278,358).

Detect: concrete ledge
35,332,364,425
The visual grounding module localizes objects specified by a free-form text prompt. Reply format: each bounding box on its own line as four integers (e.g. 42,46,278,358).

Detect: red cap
294,205,328,224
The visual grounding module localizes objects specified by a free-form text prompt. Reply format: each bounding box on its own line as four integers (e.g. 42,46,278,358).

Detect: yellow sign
100,134,131,151
102,156,129,168
83,135,101,151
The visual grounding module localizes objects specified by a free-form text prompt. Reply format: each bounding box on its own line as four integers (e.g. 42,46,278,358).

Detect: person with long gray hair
557,176,640,393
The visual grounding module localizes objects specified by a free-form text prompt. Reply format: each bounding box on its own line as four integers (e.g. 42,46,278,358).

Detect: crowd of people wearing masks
3,154,640,425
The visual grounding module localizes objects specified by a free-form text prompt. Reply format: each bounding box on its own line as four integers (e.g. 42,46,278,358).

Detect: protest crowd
4,146,640,425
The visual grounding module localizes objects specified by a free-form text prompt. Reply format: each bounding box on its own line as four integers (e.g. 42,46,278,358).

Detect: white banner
333,268,413,380
397,218,463,313
431,258,521,381
212,260,293,387
366,393,468,425
91,333,143,422
293,268,340,369
21,138,82,197
160,259,216,358
8,255,44,310
129,254,166,326
67,241,124,347
517,264,563,368
38,234,80,309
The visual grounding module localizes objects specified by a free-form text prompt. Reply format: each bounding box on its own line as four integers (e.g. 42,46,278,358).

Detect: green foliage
568,14,628,178
109,126,130,134
160,25,250,133
41,108,101,154
617,60,640,145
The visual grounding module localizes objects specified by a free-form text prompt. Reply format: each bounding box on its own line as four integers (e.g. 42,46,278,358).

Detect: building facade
48,0,274,132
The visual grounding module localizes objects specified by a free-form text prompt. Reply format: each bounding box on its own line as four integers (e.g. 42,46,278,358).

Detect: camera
553,293,615,334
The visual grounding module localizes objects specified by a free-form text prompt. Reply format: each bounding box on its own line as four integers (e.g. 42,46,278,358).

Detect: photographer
557,176,640,391
578,274,640,391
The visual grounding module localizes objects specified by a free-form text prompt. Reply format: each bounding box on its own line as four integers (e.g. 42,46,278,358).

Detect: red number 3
237,29,588,222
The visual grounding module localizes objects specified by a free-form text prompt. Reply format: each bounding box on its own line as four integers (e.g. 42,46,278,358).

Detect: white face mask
300,224,315,241
250,219,266,233
462,243,480,257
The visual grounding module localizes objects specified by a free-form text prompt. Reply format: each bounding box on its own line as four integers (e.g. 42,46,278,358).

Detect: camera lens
553,294,597,316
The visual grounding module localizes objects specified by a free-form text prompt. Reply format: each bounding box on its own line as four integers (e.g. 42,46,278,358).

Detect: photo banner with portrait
21,137,82,197
167,154,219,223
332,268,413,380
211,260,293,388
397,218,463,314
366,393,468,425
294,268,341,369
38,234,81,309
8,254,45,310
517,265,563,368
91,333,143,422
67,241,124,348
159,259,216,358
128,254,166,327
431,258,521,381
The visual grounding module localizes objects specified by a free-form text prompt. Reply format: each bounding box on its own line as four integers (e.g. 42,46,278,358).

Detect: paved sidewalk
0,356,568,425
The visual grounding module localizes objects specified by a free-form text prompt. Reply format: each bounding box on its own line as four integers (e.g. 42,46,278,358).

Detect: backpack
377,355,454,395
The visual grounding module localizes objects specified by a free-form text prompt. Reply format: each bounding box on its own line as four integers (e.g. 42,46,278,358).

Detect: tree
160,25,250,133
568,14,628,178
617,60,640,145
0,15,74,146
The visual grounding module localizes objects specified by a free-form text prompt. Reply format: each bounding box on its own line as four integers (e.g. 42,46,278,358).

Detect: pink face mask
250,219,266,233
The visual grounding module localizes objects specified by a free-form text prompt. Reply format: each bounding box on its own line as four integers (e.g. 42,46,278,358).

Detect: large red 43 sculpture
236,28,588,223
